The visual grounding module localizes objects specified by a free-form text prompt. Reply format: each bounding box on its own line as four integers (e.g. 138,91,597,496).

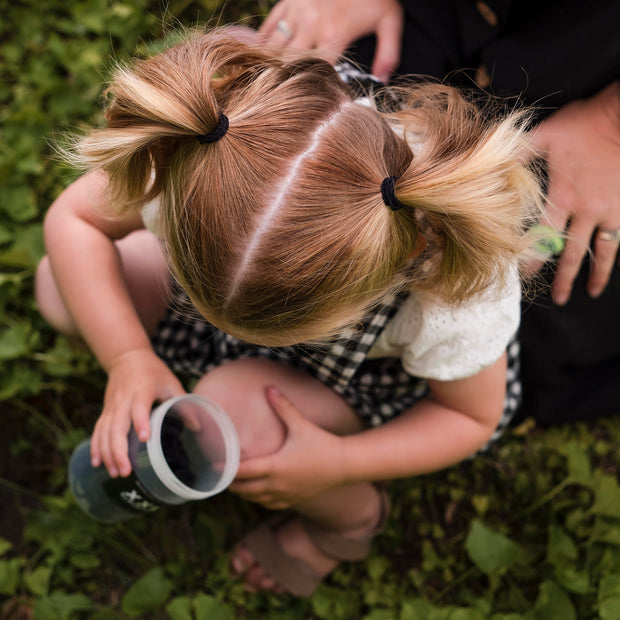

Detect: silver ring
596,227,620,243
276,19,292,38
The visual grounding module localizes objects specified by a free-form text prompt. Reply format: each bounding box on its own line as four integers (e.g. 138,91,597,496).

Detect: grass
1,1,619,618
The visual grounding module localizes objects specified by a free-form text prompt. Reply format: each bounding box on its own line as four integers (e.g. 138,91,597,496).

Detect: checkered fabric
152,287,521,437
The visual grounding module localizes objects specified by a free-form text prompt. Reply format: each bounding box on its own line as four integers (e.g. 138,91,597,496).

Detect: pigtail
64,27,341,213
60,27,544,344
384,84,543,302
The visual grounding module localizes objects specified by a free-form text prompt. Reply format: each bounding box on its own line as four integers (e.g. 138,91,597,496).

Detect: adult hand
90,348,185,478
260,0,404,83
531,81,620,305
230,387,347,510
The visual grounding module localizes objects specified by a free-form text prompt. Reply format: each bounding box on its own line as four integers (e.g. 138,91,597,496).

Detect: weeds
1,1,619,618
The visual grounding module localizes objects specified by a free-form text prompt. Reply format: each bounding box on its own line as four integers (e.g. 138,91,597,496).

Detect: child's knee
35,256,80,336
192,358,288,460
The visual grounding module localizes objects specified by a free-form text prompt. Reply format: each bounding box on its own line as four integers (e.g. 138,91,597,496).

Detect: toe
230,546,254,575
245,564,271,589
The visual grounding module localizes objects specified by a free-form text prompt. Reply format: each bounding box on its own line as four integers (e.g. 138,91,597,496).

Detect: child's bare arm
232,354,507,507
43,171,184,476
341,353,508,483
44,172,151,368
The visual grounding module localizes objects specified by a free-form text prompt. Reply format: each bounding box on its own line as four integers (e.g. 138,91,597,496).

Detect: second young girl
36,27,543,595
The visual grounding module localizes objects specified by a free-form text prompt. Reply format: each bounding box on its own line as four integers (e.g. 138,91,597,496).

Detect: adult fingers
288,29,331,55
370,10,403,83
588,228,620,298
552,217,595,305
524,190,570,276
260,1,310,48
259,0,287,37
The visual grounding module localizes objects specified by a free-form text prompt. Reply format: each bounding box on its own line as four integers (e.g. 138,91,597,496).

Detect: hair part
66,27,544,346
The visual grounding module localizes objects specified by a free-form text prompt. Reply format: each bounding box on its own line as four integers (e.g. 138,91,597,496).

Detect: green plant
1,2,619,618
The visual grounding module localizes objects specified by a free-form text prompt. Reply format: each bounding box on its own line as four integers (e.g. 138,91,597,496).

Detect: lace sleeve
374,264,522,381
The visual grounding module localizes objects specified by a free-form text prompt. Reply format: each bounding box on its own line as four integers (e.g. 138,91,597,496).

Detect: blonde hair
70,27,543,346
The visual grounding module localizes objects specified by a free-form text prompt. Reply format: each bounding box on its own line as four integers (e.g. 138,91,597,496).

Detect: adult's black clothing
351,0,620,425
354,0,620,113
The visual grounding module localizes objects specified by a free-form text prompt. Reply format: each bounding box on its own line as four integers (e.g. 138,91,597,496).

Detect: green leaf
192,594,234,620
547,523,577,564
0,324,34,360
69,552,101,569
563,442,592,485
0,185,38,222
0,538,12,556
121,567,174,617
312,588,338,619
590,518,620,545
88,609,124,620
0,361,42,399
443,610,486,620
401,598,434,620
24,564,53,596
0,224,12,245
555,564,589,595
367,555,391,581
0,558,22,595
591,474,620,518
527,581,576,620
32,592,92,620
363,609,396,620
471,495,489,516
465,519,522,576
599,574,620,620
166,596,193,620
0,222,45,266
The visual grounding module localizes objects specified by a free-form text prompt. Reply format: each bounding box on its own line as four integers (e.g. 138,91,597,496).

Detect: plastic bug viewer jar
69,395,240,522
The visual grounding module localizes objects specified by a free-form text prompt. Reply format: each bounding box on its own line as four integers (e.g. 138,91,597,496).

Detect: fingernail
139,430,149,441
553,292,567,306
91,457,100,468
588,287,602,298
267,386,280,398
109,468,118,478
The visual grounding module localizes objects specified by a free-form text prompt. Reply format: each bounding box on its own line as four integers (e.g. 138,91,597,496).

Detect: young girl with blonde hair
36,27,543,595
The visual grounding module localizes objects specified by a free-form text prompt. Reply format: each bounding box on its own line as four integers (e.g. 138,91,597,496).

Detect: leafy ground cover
1,1,619,618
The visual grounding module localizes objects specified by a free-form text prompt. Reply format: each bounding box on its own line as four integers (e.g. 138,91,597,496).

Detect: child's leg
192,358,386,593
35,229,170,336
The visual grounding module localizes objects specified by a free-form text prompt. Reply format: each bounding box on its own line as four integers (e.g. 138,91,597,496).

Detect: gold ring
596,228,620,243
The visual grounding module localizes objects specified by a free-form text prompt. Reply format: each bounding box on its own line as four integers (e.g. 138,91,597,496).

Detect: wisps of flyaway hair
65,26,544,345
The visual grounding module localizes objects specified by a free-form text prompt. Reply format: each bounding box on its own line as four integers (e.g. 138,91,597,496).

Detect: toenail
231,556,245,573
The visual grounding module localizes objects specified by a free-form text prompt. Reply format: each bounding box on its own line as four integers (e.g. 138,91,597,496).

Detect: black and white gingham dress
152,286,521,441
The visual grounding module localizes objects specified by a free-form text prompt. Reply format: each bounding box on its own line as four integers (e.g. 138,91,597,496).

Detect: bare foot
231,515,339,592
230,488,387,594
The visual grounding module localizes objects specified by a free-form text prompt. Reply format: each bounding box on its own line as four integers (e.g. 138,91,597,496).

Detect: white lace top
366,267,520,381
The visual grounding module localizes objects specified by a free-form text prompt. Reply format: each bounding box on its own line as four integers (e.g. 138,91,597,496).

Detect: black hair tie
197,111,229,144
381,176,405,211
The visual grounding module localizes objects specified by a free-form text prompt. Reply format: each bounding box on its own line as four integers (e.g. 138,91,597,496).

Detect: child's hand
91,348,185,477
229,387,347,509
